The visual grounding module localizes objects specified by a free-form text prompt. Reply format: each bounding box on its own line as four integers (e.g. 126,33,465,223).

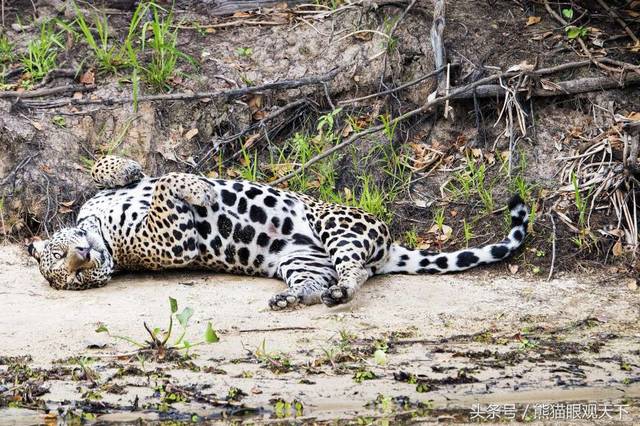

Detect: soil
1,245,639,423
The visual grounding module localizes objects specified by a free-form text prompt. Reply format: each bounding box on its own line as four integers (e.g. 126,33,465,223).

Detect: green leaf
182,340,191,349
562,8,574,20
373,349,387,366
95,324,108,333
565,26,582,39
176,307,193,328
204,322,219,343
169,297,178,313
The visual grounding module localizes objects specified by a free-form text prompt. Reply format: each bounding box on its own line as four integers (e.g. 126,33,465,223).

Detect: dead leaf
526,16,541,26
58,200,75,214
626,278,638,291
79,69,95,85
612,240,623,256
341,122,353,137
540,79,562,92
243,133,260,149
509,264,519,274
427,224,452,242
532,31,553,40
353,31,373,41
247,95,263,115
184,128,199,141
31,122,43,131
232,11,252,18
251,386,263,394
627,111,640,121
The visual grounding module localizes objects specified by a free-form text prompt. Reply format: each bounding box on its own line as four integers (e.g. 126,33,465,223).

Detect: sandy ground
1,244,639,424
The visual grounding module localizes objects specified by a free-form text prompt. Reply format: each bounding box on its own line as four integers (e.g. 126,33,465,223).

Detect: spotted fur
28,157,529,309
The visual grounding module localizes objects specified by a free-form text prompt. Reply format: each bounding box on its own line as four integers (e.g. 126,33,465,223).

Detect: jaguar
27,156,529,309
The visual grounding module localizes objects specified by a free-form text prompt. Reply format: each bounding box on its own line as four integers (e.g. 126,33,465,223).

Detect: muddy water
1,245,639,423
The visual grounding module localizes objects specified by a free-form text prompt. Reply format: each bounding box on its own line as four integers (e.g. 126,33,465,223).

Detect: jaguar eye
53,252,64,260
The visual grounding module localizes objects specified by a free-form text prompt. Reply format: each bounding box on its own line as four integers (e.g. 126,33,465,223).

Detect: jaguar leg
270,252,337,310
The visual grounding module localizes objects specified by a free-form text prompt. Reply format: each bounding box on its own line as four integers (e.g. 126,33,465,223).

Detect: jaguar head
27,227,114,290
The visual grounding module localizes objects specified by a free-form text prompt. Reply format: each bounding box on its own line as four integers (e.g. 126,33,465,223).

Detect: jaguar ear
27,239,47,262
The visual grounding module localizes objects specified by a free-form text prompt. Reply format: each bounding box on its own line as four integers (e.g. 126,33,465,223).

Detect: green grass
73,2,125,73
462,219,473,247
403,228,419,248
449,157,495,214
238,144,261,181
433,207,445,232
0,34,14,64
140,3,193,91
570,171,596,249
21,24,63,83
571,171,588,230
353,175,388,220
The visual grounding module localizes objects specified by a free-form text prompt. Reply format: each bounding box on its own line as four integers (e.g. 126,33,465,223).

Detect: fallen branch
238,326,317,333
449,73,640,100
430,0,446,88
0,84,95,99
338,65,446,105
595,0,639,45
15,68,343,109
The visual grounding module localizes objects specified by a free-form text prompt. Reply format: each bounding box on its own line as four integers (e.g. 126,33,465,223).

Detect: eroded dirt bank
1,245,639,423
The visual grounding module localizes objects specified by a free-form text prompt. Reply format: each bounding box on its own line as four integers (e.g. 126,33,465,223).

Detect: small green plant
403,228,419,248
562,8,574,20
96,297,219,358
51,115,66,127
226,386,246,401
382,16,399,53
273,399,304,418
74,356,100,382
254,340,293,373
433,208,445,232
316,108,342,145
450,157,495,213
566,25,588,39
354,175,388,220
235,47,253,58
0,34,14,64
571,172,588,230
353,368,377,383
518,336,538,350
238,144,260,181
462,219,473,247
379,113,398,142
21,24,63,83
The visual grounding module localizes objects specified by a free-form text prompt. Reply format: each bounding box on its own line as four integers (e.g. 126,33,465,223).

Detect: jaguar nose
75,246,91,261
